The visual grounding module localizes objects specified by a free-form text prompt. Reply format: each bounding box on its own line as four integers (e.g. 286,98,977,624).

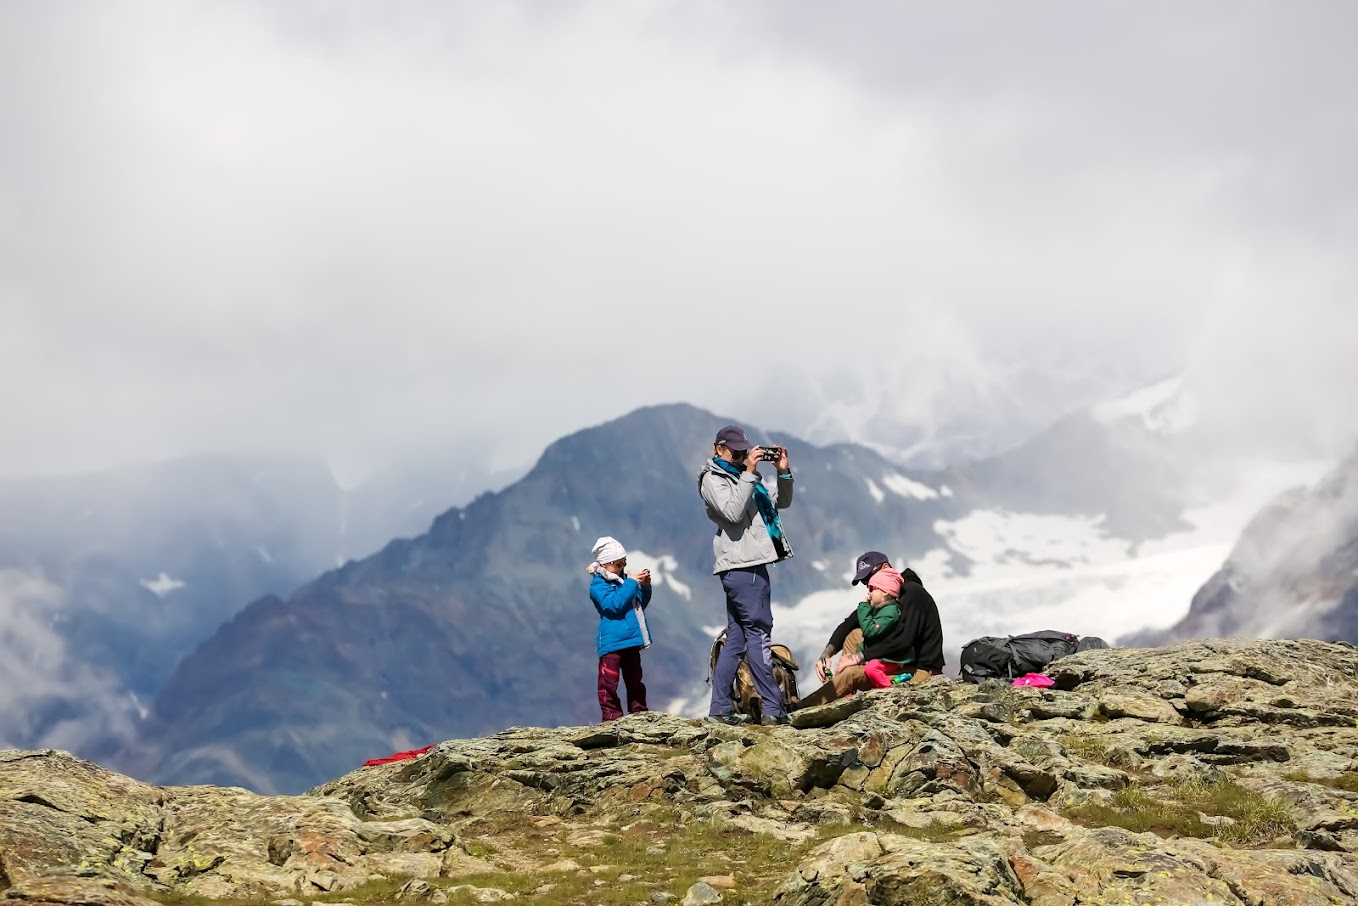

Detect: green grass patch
153,877,412,906
1191,778,1297,845
148,817,831,906
462,839,497,858
440,872,550,903
1059,733,1131,767
311,877,410,902
620,743,691,758
1022,830,1066,849
151,893,234,906
870,818,968,843
561,819,799,873
1281,770,1358,792
1064,775,1296,845
151,822,810,906
451,818,818,906
645,806,684,824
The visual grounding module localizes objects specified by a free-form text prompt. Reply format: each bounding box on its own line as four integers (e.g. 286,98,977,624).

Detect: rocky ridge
6,639,1358,905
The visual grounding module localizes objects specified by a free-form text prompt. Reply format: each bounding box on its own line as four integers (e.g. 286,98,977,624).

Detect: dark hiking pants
709,564,784,718
598,646,647,721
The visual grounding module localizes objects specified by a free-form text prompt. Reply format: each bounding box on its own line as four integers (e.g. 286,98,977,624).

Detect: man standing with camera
700,424,795,724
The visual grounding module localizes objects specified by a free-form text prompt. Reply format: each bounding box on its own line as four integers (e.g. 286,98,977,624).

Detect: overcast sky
2,1,1355,484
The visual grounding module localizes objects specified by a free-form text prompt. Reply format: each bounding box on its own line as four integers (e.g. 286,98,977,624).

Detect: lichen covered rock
4,639,1358,904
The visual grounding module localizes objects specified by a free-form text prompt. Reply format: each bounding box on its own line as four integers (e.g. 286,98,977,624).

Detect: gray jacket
698,459,795,574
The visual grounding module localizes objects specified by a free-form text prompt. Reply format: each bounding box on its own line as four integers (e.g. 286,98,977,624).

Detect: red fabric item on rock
362,744,435,767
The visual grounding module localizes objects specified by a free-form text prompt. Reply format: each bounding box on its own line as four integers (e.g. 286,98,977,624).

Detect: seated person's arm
817,612,858,681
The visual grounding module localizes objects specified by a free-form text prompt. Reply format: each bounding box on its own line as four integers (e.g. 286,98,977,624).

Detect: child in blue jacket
588,535,653,721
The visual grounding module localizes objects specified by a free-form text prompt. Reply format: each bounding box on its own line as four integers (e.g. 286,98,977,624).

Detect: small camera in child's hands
759,446,782,462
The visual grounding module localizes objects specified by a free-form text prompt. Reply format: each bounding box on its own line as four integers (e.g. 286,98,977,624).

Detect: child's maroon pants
598,647,647,721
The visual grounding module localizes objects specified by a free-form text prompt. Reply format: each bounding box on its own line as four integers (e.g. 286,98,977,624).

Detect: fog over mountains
0,458,340,754
0,455,516,760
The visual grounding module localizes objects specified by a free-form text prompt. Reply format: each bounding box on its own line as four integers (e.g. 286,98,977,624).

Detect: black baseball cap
851,551,890,585
714,425,752,452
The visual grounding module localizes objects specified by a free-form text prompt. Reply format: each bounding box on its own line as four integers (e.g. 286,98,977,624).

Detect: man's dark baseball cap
714,425,752,452
851,551,890,585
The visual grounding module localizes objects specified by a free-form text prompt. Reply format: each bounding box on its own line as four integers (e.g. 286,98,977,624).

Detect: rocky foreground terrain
6,639,1358,905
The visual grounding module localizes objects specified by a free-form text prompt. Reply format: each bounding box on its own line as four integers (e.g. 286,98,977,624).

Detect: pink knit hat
866,566,903,598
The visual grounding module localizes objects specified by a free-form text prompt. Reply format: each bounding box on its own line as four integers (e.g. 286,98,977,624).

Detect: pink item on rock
1012,673,1055,688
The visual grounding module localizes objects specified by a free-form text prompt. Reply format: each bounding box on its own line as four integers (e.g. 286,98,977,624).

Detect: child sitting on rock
588,536,653,721
795,566,940,710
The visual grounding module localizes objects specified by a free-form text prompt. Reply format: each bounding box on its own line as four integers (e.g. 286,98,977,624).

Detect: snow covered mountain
1123,444,1358,646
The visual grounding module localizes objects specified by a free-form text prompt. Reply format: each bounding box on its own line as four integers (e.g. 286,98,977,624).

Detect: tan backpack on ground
708,630,801,722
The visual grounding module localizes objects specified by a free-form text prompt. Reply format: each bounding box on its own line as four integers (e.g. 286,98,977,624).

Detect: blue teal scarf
712,457,784,544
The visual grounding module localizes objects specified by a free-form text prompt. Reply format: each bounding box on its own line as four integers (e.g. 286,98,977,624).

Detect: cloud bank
1,1,1354,483
0,568,141,751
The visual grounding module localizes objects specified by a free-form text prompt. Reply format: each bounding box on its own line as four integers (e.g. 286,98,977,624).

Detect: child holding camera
587,535,653,721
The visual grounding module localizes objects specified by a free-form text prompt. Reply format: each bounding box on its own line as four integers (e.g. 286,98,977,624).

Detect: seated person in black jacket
795,563,945,710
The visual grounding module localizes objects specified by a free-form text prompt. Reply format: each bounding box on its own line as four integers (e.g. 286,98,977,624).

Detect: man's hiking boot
760,714,792,726
706,713,749,725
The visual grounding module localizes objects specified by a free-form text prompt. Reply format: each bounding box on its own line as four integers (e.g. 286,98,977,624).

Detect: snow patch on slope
774,529,1229,678
774,457,1332,675
935,511,1128,570
627,551,691,601
1092,375,1197,434
882,473,940,500
140,573,186,597
865,479,885,503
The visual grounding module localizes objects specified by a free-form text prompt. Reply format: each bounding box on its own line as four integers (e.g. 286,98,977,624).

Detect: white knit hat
591,536,626,566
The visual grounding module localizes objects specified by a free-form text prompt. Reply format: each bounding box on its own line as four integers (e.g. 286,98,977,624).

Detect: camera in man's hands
759,446,783,462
